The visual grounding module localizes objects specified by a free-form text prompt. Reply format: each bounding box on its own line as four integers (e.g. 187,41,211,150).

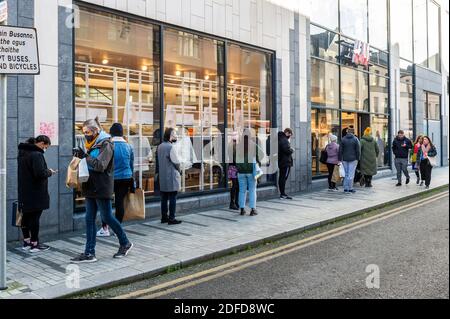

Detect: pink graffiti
39,122,56,139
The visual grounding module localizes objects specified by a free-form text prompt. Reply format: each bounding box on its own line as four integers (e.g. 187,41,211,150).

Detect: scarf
421,144,431,160
85,134,99,151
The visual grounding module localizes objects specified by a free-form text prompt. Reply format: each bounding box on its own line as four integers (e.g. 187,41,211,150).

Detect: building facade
4,0,449,241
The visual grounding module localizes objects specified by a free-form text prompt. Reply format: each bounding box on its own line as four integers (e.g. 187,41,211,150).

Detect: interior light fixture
142,65,148,71
102,59,109,65
204,75,210,80
175,70,182,76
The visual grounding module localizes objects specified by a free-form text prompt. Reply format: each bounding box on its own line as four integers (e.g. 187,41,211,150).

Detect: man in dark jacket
339,128,361,193
278,128,294,200
18,136,56,252
392,130,413,186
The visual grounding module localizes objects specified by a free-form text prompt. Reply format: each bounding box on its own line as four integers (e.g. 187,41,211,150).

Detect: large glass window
426,93,441,120
227,44,274,184
391,0,414,61
311,109,340,176
369,0,388,50
341,67,369,112
370,74,389,114
311,59,339,108
340,0,368,41
163,28,225,194
399,82,414,139
309,0,339,31
75,8,161,206
371,115,390,167
310,25,339,62
428,1,441,72
414,0,429,67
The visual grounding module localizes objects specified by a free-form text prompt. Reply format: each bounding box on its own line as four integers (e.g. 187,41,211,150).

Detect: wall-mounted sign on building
0,25,40,74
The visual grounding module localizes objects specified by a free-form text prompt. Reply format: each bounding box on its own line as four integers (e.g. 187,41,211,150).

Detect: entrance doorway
341,112,370,138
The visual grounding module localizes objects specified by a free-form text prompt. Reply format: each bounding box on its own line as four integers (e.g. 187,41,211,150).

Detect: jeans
102,179,132,228
342,161,358,191
238,174,257,209
326,163,337,189
21,210,43,243
85,198,129,256
420,160,433,187
395,158,410,184
278,167,291,196
161,191,178,221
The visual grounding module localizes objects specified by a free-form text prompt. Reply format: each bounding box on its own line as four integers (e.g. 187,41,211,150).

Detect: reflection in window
371,115,390,167
414,0,428,67
428,1,441,72
311,59,339,108
368,0,388,50
75,8,161,206
400,59,414,85
311,109,340,176
370,75,388,114
164,28,225,193
427,93,441,120
227,44,274,184
391,0,413,61
309,0,339,31
341,67,369,112
399,82,414,139
310,25,339,62
340,0,368,41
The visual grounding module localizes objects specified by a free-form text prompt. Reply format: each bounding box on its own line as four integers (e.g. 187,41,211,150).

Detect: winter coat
325,142,340,165
18,143,52,213
82,131,115,200
417,144,438,166
392,137,412,159
339,133,361,162
360,135,380,176
278,132,294,168
157,141,181,192
112,137,134,180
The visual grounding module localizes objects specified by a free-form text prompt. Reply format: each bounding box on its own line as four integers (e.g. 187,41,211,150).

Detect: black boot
250,209,258,216
240,208,247,216
229,202,239,211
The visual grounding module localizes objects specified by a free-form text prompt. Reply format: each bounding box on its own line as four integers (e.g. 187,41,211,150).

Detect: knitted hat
110,123,124,137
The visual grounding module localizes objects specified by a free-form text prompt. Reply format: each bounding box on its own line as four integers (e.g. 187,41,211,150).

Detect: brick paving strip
1,168,448,299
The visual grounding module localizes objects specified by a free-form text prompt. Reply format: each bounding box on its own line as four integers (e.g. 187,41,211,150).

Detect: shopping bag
78,158,90,183
66,157,81,189
331,165,342,184
123,188,146,222
253,163,264,181
339,164,346,178
12,201,23,228
428,156,438,167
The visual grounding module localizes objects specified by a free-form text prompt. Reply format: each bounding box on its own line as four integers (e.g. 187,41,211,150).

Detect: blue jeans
85,198,129,256
342,161,358,191
238,174,257,209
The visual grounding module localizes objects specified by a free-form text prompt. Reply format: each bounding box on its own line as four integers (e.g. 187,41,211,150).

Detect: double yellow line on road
114,191,449,299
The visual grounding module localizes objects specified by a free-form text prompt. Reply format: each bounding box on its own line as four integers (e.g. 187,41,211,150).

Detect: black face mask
85,135,95,143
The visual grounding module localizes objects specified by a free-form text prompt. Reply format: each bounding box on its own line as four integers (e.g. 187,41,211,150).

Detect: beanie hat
110,123,124,137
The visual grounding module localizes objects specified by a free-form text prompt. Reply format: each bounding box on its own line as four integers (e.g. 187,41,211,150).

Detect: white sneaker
96,227,111,237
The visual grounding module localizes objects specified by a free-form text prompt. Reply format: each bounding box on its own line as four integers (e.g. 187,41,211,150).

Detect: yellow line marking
114,191,449,299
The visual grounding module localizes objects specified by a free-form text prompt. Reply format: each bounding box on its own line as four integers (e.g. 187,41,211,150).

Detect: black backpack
319,145,328,164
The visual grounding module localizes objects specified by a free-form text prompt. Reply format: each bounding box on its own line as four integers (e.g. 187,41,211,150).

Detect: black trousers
326,163,337,189
420,160,433,187
161,191,178,221
21,210,43,243
102,179,132,228
364,175,373,186
230,178,239,207
279,167,291,195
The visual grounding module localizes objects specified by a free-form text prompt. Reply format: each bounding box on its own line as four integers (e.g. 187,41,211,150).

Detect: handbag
428,156,438,167
123,188,146,222
253,163,264,181
66,157,81,189
12,201,23,228
78,158,90,183
319,146,328,164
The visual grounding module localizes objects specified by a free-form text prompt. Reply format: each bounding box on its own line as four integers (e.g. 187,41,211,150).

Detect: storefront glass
391,0,414,61
399,82,414,139
413,0,429,67
75,8,161,207
310,25,339,63
341,67,369,112
311,59,339,108
309,0,339,31
370,74,389,114
340,0,368,41
371,115,390,167
368,0,388,50
311,109,340,176
428,1,441,72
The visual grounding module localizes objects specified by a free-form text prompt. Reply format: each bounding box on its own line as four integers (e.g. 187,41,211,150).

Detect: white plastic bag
78,158,90,183
339,164,346,178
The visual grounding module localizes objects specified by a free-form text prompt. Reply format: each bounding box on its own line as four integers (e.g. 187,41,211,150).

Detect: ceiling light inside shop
142,65,148,71
175,70,182,76
102,59,109,65
204,75,210,80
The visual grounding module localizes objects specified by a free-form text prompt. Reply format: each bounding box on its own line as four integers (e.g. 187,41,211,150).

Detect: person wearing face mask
70,118,133,264
18,135,57,252
156,128,182,225
278,128,294,200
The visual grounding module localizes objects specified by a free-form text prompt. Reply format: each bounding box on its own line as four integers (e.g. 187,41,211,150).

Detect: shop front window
340,0,368,42
371,115,390,167
311,109,340,176
75,8,161,207
310,25,339,63
227,44,274,184
341,67,369,112
311,59,339,108
370,74,388,114
163,28,225,193
399,82,414,139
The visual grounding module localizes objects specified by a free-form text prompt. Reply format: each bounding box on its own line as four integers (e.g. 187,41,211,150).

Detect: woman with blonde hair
360,127,379,188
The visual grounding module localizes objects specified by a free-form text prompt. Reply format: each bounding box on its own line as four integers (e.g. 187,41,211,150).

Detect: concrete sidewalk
1,168,449,299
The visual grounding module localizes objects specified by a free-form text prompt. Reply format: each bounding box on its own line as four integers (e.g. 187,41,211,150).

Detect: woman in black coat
18,136,56,252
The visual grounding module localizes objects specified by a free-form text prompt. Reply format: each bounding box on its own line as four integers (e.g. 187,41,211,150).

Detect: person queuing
339,127,361,194
18,136,57,252
71,118,133,264
359,128,379,188
278,128,294,200
97,123,135,237
392,130,413,187
325,134,340,191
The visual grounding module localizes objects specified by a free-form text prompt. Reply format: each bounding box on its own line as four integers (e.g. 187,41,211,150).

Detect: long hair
27,135,51,146
422,136,435,149
163,127,175,142
414,135,423,145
